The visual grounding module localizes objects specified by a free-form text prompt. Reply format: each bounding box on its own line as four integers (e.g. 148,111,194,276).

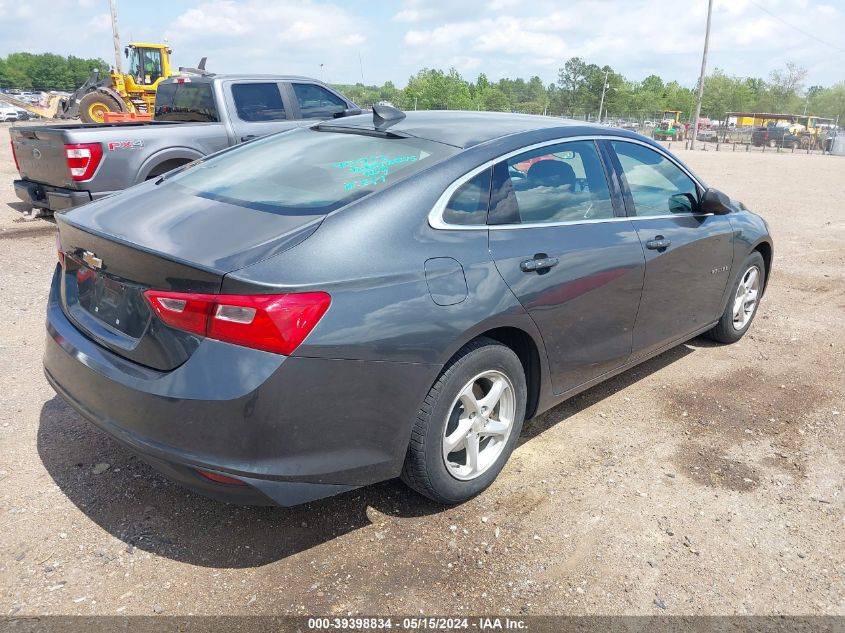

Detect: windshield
168,127,455,215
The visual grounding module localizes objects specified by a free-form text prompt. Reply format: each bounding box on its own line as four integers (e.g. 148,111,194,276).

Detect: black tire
78,91,124,124
706,251,765,344
401,338,527,504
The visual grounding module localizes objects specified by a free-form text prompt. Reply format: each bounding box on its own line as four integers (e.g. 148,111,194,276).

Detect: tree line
335,58,845,124
0,52,110,92
2,51,843,123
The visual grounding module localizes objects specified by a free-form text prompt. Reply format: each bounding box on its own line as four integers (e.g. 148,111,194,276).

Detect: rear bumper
43,269,439,506
14,179,115,212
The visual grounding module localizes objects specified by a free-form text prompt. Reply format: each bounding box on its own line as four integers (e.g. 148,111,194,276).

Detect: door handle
241,135,257,142
646,236,671,250
520,256,559,272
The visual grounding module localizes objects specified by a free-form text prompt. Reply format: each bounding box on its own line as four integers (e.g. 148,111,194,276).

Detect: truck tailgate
11,127,77,188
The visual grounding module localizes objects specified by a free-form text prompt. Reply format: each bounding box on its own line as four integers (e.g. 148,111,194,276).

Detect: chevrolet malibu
44,108,773,506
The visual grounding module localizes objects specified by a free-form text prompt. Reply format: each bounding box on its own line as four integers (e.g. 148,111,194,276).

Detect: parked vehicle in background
653,111,685,141
695,117,718,142
44,108,773,506
751,124,801,148
0,106,20,122
11,74,358,214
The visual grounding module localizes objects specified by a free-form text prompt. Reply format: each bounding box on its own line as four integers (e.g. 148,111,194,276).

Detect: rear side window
442,168,492,226
489,140,615,225
168,127,455,215
231,83,286,121
154,82,219,122
292,83,347,119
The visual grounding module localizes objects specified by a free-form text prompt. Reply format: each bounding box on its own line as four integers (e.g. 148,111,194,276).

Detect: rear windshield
154,82,219,122
167,127,455,215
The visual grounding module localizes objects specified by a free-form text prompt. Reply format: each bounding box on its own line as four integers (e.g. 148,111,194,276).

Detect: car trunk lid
56,183,324,371
10,127,79,187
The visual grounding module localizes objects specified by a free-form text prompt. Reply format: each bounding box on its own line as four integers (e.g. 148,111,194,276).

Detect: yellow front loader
58,43,175,123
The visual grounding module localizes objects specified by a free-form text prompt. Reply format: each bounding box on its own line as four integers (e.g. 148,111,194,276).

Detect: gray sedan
44,108,773,506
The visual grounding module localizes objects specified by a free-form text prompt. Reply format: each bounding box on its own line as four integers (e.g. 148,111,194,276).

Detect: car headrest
526,160,576,188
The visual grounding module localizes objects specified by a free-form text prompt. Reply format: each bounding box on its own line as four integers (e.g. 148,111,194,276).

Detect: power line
747,0,845,55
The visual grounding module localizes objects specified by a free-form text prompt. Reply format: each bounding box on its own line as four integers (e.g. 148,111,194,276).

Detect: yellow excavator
58,43,175,123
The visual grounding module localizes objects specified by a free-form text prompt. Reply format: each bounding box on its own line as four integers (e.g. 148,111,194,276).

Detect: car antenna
373,104,405,129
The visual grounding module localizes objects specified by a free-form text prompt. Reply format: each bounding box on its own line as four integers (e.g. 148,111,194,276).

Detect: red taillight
143,290,331,355
763,132,769,141
196,469,246,486
56,232,65,268
64,142,103,181
10,140,20,172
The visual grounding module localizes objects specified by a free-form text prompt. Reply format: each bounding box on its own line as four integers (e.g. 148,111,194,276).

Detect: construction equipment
58,43,175,123
792,115,836,150
0,92,63,119
653,110,685,141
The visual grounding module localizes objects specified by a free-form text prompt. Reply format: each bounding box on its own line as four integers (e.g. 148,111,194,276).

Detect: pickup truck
750,125,800,149
11,74,358,213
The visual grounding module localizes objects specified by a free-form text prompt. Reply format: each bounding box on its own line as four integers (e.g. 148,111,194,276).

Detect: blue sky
0,0,843,88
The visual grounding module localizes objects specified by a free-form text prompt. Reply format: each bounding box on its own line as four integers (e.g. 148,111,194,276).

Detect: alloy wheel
732,265,761,330
442,370,516,481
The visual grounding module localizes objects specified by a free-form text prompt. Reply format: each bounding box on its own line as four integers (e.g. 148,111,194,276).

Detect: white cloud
0,0,842,89
166,0,366,47
162,0,368,79
87,13,112,33
395,0,845,86
393,9,421,22
488,0,521,9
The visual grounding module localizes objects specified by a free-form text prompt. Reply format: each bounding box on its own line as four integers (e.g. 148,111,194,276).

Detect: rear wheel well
470,327,541,420
753,241,773,291
145,158,194,180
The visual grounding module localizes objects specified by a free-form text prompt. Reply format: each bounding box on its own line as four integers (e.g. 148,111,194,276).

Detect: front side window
292,83,347,118
442,168,492,226
141,49,163,84
489,140,615,225
167,127,454,215
611,141,699,216
232,83,286,121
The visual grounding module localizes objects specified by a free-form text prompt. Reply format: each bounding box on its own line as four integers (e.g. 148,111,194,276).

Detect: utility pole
597,69,609,124
110,0,122,73
690,0,713,150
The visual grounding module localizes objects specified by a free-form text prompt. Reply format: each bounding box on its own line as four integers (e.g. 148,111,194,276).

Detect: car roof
165,73,327,83
319,110,608,149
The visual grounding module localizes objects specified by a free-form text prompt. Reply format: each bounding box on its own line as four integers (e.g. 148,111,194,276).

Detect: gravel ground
0,122,843,617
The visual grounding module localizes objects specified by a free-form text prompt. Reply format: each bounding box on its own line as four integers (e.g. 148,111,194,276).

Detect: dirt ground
0,122,842,618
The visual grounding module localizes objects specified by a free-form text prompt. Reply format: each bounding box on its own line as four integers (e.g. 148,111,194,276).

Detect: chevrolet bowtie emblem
81,251,103,270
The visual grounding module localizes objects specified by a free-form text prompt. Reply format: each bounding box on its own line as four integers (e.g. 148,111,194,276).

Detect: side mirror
124,47,129,58
700,187,733,215
332,107,363,119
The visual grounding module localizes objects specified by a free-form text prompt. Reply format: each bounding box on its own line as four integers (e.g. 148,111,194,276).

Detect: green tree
0,52,109,90
481,88,510,112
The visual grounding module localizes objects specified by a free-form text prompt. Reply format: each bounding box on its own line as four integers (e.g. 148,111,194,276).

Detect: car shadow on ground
37,339,701,569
